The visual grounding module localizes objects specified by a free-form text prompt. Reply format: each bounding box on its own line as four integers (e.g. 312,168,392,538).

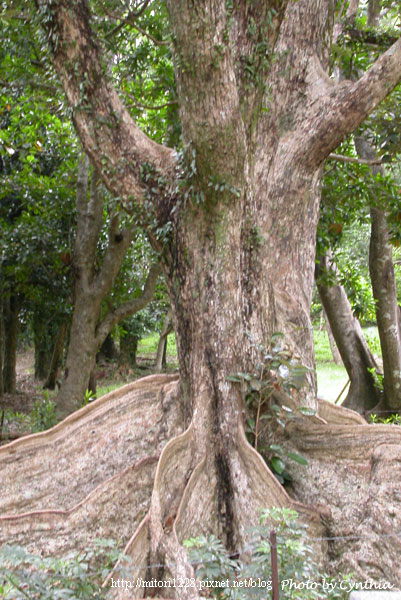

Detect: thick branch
95,262,162,345
309,34,401,164
36,0,174,205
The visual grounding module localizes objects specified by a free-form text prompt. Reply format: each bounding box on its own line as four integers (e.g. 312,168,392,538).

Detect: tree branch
308,34,401,165
343,24,399,48
36,0,174,207
121,90,177,111
95,262,162,345
107,12,169,47
328,153,383,166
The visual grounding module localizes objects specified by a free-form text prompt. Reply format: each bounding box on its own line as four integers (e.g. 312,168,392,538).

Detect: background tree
56,154,162,415
316,0,401,412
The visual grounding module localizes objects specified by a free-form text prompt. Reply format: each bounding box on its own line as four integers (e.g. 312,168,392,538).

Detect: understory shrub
0,538,128,599
184,507,351,600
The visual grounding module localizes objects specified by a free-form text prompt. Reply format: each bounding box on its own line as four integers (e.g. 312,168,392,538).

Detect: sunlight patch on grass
316,363,348,403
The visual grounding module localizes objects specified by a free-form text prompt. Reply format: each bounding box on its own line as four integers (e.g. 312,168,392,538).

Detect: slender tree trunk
3,295,19,394
33,313,54,380
369,206,401,410
354,136,401,411
316,253,381,412
0,296,4,396
155,308,173,372
44,321,67,390
57,294,100,415
56,156,161,415
97,334,117,362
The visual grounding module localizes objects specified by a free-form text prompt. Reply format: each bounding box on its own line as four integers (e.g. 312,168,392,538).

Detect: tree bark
33,312,55,381
119,333,139,369
369,207,401,410
3,295,19,394
25,0,401,593
316,252,381,412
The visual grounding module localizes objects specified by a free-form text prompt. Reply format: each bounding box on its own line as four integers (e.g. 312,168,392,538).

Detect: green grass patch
96,382,126,397
313,329,333,363
138,332,177,357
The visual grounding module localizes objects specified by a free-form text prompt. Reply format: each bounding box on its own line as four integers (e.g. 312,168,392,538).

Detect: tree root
1,376,400,596
0,374,182,553
284,404,401,586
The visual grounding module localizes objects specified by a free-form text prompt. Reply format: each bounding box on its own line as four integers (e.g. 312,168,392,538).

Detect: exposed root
284,403,401,586
0,374,182,553
2,377,400,596
317,397,366,425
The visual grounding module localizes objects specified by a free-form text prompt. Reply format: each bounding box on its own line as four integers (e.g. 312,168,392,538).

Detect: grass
137,333,177,358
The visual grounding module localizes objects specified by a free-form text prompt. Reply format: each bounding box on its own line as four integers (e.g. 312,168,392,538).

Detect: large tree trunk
16,0,401,595
3,295,19,394
316,252,381,412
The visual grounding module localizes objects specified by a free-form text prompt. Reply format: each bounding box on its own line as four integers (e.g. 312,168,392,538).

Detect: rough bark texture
10,0,401,596
0,375,182,553
2,381,401,593
316,253,381,412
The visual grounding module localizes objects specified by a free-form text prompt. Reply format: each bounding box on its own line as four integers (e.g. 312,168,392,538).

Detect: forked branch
35,0,174,207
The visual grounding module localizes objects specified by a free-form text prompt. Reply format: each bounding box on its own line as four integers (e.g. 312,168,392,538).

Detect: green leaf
286,452,308,466
226,374,242,383
269,444,283,454
271,456,285,474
